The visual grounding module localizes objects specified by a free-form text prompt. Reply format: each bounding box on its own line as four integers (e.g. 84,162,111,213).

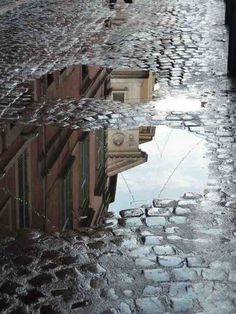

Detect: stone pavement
0,0,230,125
0,105,236,312
0,0,236,313
0,0,32,15
1,191,236,313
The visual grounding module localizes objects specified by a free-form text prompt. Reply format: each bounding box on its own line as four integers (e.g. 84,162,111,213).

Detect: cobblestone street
0,0,236,313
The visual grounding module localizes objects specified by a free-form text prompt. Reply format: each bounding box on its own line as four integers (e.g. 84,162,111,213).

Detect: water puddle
0,59,208,239
0,63,156,126
0,121,208,238
109,125,208,214
152,96,203,112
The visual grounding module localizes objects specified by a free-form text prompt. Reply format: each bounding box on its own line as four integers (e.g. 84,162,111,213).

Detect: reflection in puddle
32,65,155,104
0,123,155,237
153,96,203,112
109,126,208,214
0,59,209,238
2,64,156,124
0,122,208,237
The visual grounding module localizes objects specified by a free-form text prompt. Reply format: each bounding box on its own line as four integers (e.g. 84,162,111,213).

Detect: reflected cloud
110,126,209,213
153,96,202,112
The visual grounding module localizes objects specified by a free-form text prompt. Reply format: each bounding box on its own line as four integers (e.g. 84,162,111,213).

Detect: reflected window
79,136,89,212
18,150,30,228
96,129,105,171
112,91,126,102
82,65,88,81
62,167,73,229
47,73,54,87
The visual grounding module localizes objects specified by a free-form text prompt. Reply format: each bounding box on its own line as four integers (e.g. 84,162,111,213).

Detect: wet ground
0,0,236,313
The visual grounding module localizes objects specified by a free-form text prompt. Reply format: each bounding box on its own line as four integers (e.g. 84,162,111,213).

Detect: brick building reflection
0,64,113,235
0,124,117,235
0,64,156,236
0,124,156,236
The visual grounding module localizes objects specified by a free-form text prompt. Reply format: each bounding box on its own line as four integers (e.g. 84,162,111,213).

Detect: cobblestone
0,0,236,312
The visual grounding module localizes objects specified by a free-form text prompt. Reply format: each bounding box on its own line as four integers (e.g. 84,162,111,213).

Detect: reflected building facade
31,64,112,102
0,124,117,235
111,69,156,104
0,63,156,236
0,124,155,235
107,128,155,176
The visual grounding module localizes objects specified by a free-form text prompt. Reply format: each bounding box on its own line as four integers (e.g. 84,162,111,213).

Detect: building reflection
0,124,155,236
111,69,156,104
31,64,112,102
0,63,156,236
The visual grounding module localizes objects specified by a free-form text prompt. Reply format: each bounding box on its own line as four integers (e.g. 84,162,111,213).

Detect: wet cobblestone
0,0,236,313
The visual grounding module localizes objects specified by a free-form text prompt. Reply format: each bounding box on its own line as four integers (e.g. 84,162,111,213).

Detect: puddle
0,62,157,128
153,96,203,112
0,120,209,238
109,125,209,214
0,61,208,238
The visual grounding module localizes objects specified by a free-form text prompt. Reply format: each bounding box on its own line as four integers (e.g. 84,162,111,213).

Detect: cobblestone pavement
1,0,236,313
0,0,32,15
0,106,236,313
0,0,230,124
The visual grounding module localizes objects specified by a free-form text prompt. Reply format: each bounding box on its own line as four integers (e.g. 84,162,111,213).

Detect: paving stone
101,309,118,314
157,256,185,268
202,268,227,281
135,258,156,268
167,235,182,240
169,216,188,224
153,199,178,208
143,269,170,282
81,263,106,275
172,269,198,281
153,245,176,255
0,280,22,295
229,271,236,283
119,207,145,218
171,298,194,312
143,286,162,296
90,278,107,289
165,227,178,234
178,200,197,210
147,207,171,216
135,297,165,313
0,296,10,311
123,290,133,297
55,267,79,280
174,207,191,215
28,273,54,287
118,302,131,314
118,217,143,227
141,236,162,245
19,289,45,305
13,255,33,266
146,217,167,227
87,241,105,250
71,300,91,309
51,289,72,299
140,230,154,237
169,282,196,298
40,305,58,314
187,256,205,268
129,246,154,258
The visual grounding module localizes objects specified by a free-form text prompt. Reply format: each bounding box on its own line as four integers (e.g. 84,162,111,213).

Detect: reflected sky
152,96,203,112
109,126,209,214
